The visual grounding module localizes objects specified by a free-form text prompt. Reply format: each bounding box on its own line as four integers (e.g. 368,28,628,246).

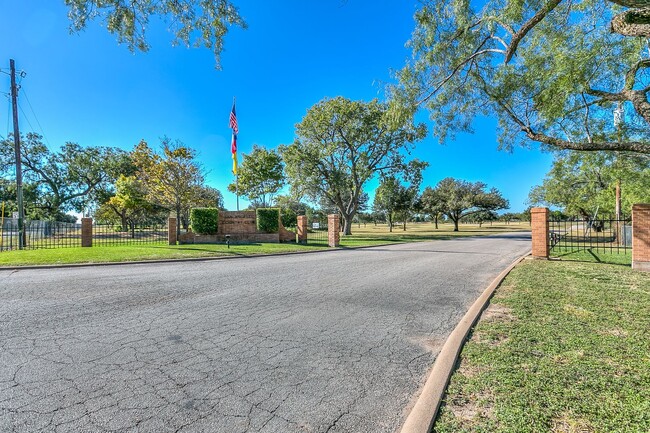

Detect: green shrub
280,208,298,228
256,208,279,233
190,208,219,235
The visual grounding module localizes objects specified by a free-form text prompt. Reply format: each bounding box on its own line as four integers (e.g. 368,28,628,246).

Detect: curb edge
400,251,531,433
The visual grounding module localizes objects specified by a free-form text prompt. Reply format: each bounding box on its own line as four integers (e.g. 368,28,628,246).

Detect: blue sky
0,0,553,212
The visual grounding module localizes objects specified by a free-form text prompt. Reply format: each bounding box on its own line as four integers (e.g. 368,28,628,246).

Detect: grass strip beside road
0,222,530,266
433,259,650,433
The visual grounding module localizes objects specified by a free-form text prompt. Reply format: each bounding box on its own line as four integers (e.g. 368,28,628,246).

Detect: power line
20,87,52,149
18,103,38,137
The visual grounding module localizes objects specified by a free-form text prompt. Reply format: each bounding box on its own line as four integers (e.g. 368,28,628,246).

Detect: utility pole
10,59,25,249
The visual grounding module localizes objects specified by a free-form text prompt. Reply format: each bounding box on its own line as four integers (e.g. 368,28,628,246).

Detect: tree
391,0,650,154
132,138,205,239
281,97,426,235
180,185,225,229
95,174,155,228
434,178,509,231
228,145,285,208
373,161,427,232
420,186,446,229
528,151,650,217
373,177,408,232
273,195,311,229
0,133,132,219
64,0,246,67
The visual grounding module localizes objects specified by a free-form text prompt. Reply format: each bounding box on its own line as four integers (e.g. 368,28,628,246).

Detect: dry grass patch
551,414,595,433
446,389,495,424
480,303,516,323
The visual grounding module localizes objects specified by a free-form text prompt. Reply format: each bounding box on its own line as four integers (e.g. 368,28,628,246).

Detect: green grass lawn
0,222,530,266
433,259,650,433
550,249,632,266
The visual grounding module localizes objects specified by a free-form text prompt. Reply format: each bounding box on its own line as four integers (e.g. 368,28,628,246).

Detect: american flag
229,101,238,135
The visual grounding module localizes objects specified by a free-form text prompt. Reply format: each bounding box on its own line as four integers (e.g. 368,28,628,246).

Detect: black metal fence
548,216,632,255
1,219,82,251
92,223,167,246
307,222,328,245
0,219,168,251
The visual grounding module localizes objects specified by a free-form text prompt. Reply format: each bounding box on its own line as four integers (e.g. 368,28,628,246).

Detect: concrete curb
400,251,531,433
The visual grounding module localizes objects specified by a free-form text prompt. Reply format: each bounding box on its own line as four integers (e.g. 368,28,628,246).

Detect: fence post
328,214,340,247
531,207,549,259
81,217,93,248
297,215,308,244
168,217,177,245
632,204,650,271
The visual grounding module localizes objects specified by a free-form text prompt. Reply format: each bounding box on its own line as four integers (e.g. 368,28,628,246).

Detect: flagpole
230,96,240,211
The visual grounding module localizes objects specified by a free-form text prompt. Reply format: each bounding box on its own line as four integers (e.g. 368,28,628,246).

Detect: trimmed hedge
190,208,219,235
256,208,280,233
280,208,298,229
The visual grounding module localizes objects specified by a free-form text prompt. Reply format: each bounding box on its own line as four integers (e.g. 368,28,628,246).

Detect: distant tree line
0,134,223,240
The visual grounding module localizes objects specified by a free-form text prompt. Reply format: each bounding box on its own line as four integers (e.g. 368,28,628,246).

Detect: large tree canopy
65,0,246,67
227,145,285,208
433,178,509,231
528,151,650,216
280,97,426,235
392,0,650,153
0,133,131,218
132,137,205,237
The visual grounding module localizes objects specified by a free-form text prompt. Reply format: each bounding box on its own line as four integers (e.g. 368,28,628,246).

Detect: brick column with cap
328,214,340,247
297,215,308,244
531,207,549,259
632,204,650,271
168,217,177,245
81,217,93,248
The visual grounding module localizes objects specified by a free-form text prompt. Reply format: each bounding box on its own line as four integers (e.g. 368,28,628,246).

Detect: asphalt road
0,233,531,433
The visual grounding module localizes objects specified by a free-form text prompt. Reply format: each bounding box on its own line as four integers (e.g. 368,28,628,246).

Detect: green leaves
0,133,130,217
394,0,650,153
64,0,247,68
432,177,509,231
227,145,284,208
528,151,650,215
281,96,426,234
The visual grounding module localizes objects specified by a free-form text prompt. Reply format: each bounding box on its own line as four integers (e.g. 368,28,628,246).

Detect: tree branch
505,0,563,64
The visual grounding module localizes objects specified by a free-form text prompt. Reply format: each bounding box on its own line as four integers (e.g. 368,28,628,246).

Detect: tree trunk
434,214,439,229
343,216,353,235
403,219,406,231
453,218,459,231
388,214,393,232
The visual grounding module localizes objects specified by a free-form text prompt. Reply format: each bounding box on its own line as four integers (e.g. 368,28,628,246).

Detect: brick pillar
297,215,308,244
632,204,650,271
168,217,177,245
531,207,549,259
81,217,93,248
328,214,340,247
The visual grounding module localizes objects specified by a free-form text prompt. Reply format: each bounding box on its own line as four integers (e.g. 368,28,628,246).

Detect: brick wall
81,218,93,247
328,214,340,247
168,217,177,245
531,207,549,259
178,210,298,244
297,216,308,244
632,204,650,271
218,211,257,235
